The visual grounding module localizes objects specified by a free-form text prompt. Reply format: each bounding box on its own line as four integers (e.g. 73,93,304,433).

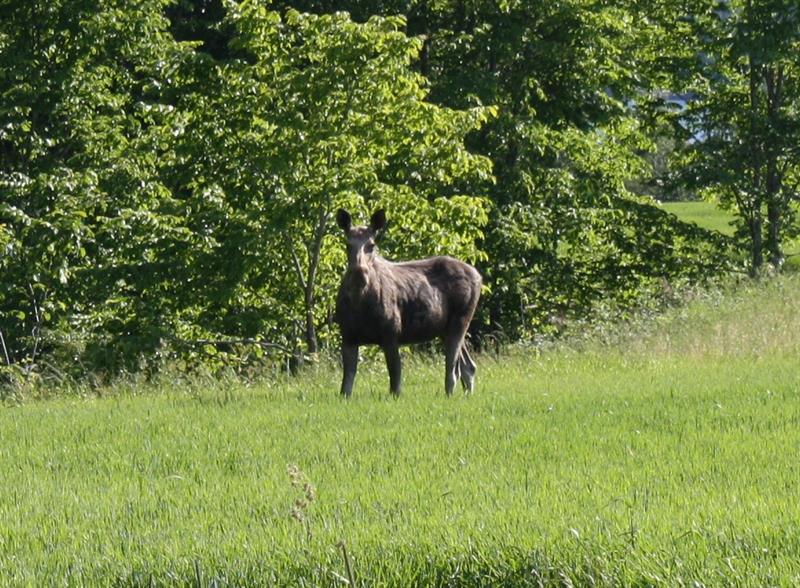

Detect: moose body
335,209,481,397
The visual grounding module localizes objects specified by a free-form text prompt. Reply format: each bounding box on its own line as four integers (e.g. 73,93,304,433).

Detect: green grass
661,200,800,269
660,201,737,236
2,277,800,586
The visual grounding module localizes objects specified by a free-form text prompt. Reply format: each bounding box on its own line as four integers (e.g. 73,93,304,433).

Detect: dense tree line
1,0,797,385
663,0,800,272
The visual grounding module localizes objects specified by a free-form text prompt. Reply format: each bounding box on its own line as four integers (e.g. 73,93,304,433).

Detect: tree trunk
767,201,783,268
764,65,785,269
749,213,764,276
304,298,317,354
764,162,783,269
303,207,330,354
745,26,765,276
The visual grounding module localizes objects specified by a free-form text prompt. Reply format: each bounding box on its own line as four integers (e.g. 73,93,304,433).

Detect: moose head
336,209,386,286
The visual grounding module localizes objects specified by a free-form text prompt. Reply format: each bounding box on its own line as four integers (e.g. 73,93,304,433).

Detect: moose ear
369,209,387,235
336,209,352,232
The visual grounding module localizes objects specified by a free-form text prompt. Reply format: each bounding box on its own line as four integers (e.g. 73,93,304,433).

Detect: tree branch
24,283,45,376
305,206,330,303
289,242,308,293
0,330,10,366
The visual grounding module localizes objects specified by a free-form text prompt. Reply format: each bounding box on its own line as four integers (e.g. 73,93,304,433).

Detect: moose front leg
340,343,359,397
382,341,402,396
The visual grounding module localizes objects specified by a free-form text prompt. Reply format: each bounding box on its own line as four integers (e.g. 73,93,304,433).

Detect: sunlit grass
660,200,737,236
661,200,800,269
1,276,800,585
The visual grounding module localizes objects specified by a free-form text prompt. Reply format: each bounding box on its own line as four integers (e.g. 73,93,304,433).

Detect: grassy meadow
660,201,737,236
2,277,800,586
661,200,800,270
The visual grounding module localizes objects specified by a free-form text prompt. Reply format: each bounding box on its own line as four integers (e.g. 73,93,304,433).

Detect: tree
171,2,494,354
159,0,736,345
1,0,494,382
666,0,800,273
0,0,200,377
405,0,731,337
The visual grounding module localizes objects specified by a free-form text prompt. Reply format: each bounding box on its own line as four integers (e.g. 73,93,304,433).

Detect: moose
335,208,482,397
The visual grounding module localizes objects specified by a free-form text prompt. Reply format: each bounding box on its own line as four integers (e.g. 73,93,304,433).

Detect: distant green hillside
660,201,800,269
660,201,736,235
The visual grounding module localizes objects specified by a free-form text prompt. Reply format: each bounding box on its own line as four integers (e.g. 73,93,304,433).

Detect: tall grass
1,276,799,586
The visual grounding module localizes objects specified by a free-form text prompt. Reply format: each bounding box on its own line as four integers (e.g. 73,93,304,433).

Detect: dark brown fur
335,209,481,396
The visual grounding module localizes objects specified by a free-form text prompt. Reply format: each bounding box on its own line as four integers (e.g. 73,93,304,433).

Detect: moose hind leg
340,343,358,397
458,345,477,393
443,333,463,396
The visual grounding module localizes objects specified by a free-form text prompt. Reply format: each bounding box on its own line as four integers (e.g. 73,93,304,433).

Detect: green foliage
1,0,492,379
275,0,737,339
399,0,734,339
0,0,199,378
3,0,756,383
191,3,494,352
659,0,800,272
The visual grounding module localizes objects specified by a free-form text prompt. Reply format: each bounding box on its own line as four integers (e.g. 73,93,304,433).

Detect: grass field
2,277,800,586
661,200,800,270
660,201,737,236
